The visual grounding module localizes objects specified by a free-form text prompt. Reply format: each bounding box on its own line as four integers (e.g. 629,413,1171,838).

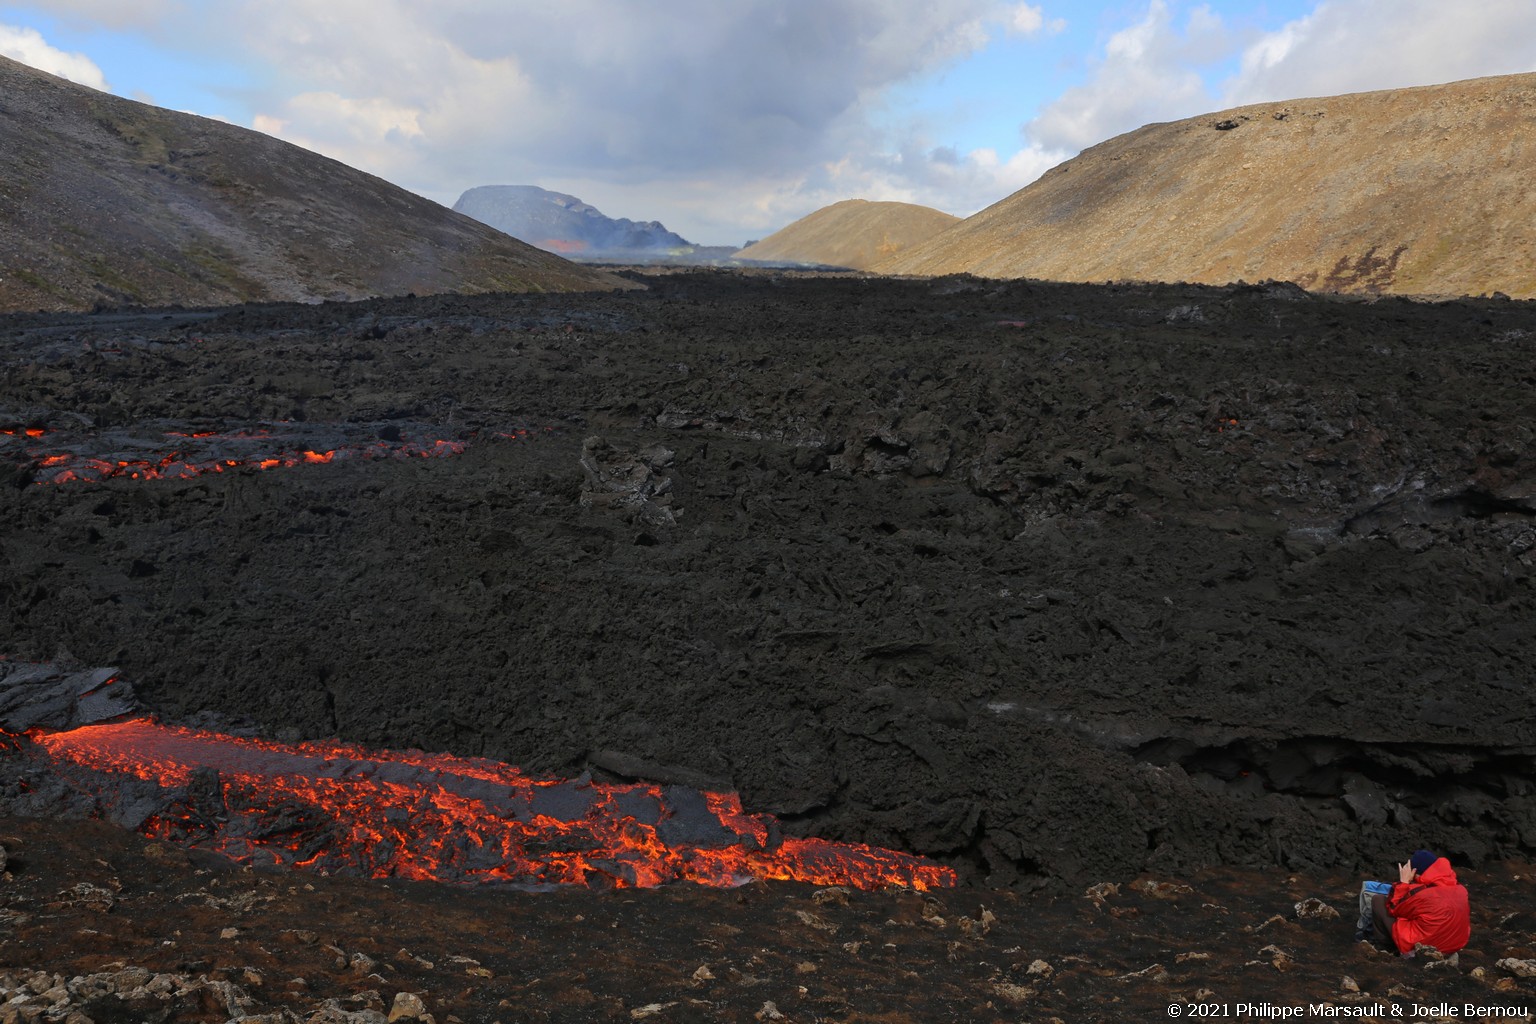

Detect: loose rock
1497,958,1536,978
387,992,429,1022
1294,898,1339,920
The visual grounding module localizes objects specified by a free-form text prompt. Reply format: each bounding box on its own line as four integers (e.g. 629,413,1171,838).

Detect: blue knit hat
1410,849,1437,874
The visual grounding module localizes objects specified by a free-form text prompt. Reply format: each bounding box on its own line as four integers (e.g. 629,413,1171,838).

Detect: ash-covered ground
3,270,1536,1022
2,270,1534,893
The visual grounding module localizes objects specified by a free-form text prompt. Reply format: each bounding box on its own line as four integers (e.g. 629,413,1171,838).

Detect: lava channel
29,440,469,485
2,421,549,486
24,719,956,891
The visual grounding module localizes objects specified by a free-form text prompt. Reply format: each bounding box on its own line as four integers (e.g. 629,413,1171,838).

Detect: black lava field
3,270,1533,889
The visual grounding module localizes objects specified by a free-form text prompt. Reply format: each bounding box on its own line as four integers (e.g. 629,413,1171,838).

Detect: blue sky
3,1,1534,244
0,9,258,119
872,1,1311,153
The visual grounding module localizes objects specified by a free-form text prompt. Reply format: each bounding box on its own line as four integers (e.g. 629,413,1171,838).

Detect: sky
3,1,1535,246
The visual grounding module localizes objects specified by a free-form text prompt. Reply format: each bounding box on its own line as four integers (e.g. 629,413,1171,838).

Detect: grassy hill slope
0,56,632,311
736,199,959,270
878,74,1536,298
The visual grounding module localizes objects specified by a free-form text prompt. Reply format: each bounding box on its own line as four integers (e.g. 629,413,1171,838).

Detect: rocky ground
1,821,1534,1023
0,269,1533,1019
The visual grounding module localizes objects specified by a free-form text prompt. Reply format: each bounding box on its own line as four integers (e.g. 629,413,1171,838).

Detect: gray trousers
1357,881,1392,932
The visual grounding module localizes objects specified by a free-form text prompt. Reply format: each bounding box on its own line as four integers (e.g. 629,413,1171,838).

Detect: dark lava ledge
1,271,1534,894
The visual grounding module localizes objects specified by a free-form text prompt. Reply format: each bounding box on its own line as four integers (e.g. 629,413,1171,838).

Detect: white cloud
1225,0,1536,105
0,23,108,90
1008,4,1064,37
252,91,427,175
228,0,1005,177
1006,0,1536,213
1010,4,1044,36
811,138,1065,219
1024,1,1229,153
204,0,1045,241
14,0,1536,247
548,135,1064,246
17,1,181,29
0,2,1075,242
1020,0,1536,163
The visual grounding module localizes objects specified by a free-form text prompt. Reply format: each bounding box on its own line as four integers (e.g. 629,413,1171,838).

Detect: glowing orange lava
27,437,466,485
4,423,556,486
26,720,955,891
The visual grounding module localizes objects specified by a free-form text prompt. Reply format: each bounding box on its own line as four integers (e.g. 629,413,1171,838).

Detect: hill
735,199,960,270
454,185,700,259
0,56,630,312
877,73,1536,298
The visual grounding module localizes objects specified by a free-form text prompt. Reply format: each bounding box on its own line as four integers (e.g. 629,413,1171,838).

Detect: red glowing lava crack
26,719,956,891
2,421,551,485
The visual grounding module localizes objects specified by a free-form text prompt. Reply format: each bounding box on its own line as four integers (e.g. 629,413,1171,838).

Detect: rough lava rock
1,272,1534,889
0,661,138,732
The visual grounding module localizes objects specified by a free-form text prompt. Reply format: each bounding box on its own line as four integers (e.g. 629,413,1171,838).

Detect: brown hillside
0,56,632,312
877,73,1536,298
736,199,959,270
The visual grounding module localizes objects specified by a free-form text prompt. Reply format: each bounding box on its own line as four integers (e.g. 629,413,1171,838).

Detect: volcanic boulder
579,436,681,529
0,661,138,732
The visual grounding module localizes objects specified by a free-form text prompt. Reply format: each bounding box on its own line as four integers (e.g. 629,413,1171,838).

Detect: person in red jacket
1354,849,1471,955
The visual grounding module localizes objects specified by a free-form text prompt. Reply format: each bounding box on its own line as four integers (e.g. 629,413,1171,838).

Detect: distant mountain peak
454,185,693,256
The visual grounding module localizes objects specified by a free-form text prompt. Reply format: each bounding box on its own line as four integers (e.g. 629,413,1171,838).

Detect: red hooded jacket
1386,857,1470,954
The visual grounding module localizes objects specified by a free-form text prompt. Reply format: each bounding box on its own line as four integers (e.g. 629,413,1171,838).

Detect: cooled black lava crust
3,271,1533,887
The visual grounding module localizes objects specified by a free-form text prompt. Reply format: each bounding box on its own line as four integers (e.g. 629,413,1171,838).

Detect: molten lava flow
0,419,568,487
2,420,559,486
26,720,955,891
29,437,465,485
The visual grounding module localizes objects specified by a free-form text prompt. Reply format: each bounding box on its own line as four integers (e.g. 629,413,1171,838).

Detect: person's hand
1398,861,1415,883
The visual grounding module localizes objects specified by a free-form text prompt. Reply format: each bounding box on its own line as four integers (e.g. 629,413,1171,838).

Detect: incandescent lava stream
22,719,956,891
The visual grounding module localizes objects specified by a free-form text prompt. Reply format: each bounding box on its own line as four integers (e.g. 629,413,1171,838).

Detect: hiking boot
1353,925,1374,942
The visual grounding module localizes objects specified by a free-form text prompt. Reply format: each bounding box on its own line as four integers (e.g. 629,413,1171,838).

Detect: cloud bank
0,23,108,90
1225,0,1536,104
1026,1,1229,153
224,0,1049,241
1024,0,1536,160
5,1,1536,244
